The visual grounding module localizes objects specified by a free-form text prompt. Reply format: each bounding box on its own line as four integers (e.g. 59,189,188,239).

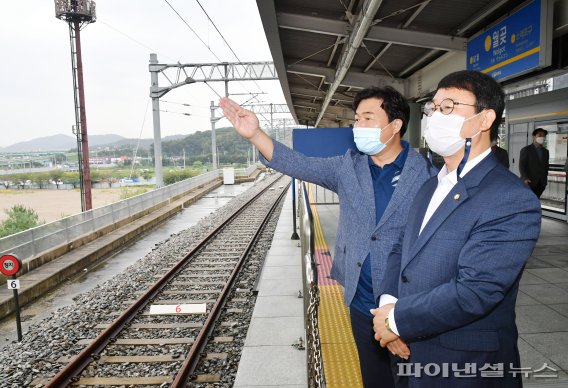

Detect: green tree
163,169,198,185
63,172,80,189
141,170,153,181
96,169,118,187
31,172,51,189
2,176,14,189
0,204,41,238
15,173,31,189
152,127,250,166
89,170,102,187
50,170,65,189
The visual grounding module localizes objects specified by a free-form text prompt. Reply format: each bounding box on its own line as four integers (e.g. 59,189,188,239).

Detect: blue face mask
353,122,394,155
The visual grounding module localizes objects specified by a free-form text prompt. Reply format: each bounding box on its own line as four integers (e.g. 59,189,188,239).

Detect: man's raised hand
219,97,260,140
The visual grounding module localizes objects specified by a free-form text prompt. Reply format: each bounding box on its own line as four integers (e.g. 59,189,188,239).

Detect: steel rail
172,178,291,386
46,174,286,387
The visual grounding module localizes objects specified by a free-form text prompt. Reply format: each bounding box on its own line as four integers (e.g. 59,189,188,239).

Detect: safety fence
298,180,326,388
0,165,259,265
542,172,566,203
303,182,339,205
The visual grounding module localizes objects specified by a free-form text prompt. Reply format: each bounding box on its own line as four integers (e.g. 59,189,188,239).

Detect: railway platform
235,186,568,387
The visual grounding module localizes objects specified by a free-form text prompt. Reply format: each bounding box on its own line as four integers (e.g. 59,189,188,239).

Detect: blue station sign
466,0,552,81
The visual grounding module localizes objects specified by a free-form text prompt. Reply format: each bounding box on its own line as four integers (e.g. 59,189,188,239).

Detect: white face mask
352,122,395,155
535,137,545,145
424,111,482,157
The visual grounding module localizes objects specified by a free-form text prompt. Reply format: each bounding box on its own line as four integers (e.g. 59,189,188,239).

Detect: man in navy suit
220,86,436,388
372,70,541,387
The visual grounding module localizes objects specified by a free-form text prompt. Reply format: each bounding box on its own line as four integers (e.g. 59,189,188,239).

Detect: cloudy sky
0,0,288,147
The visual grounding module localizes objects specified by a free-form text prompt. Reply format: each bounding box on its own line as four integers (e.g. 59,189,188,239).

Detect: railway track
40,173,290,387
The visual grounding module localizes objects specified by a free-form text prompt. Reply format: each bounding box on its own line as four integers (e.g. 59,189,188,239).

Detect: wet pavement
0,182,253,346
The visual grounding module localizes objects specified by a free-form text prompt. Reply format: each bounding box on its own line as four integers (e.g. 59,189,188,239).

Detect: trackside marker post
1,254,23,341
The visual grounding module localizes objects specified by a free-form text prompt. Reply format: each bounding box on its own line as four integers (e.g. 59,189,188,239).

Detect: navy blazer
381,153,541,387
260,140,436,306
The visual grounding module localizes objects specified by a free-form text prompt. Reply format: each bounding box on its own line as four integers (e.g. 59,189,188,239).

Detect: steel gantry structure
149,56,282,187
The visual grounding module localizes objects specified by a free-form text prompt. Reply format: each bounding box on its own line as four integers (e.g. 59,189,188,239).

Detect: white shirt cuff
378,294,398,307
388,308,400,336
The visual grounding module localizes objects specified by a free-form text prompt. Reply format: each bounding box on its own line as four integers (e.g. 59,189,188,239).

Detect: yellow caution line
306,185,363,388
481,46,540,74
319,284,363,388
307,185,329,250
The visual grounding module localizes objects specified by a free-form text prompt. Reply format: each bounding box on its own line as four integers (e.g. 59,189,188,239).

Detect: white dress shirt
379,147,492,336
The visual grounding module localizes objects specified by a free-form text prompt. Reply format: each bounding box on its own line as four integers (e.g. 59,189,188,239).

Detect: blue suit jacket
260,140,436,306
380,153,541,387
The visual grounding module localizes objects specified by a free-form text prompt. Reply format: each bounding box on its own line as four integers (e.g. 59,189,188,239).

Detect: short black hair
437,70,505,141
352,86,409,137
533,128,548,136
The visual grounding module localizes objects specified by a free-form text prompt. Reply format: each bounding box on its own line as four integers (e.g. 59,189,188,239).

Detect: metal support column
291,179,300,240
270,103,274,140
150,54,164,188
211,101,217,171
407,102,422,149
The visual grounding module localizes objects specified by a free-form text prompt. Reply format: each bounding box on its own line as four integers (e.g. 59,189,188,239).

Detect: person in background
372,70,541,387
519,128,550,198
219,86,436,388
491,136,509,169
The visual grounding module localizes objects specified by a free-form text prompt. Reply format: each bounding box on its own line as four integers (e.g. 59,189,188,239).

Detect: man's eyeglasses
423,98,485,117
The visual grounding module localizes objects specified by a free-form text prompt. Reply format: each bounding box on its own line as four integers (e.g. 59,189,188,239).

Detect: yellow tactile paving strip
318,285,363,387
307,187,364,388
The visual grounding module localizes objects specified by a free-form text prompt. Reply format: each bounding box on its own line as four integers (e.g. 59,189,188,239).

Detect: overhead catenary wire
194,0,266,95
161,100,191,107
162,0,290,128
98,19,177,63
195,0,243,67
163,0,223,62
162,100,213,110
162,0,262,103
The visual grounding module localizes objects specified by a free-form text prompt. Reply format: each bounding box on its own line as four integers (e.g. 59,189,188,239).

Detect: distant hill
1,134,77,152
97,134,187,150
1,134,124,152
157,127,250,165
97,137,154,150
1,133,187,152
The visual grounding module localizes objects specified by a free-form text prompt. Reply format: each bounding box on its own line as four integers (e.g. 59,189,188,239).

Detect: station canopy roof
257,0,522,127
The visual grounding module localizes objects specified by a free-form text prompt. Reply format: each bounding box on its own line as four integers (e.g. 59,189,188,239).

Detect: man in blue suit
220,86,436,388
372,70,541,387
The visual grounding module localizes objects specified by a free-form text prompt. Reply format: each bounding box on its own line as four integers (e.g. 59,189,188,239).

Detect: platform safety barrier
298,180,326,388
542,172,566,202
0,165,259,265
304,182,339,205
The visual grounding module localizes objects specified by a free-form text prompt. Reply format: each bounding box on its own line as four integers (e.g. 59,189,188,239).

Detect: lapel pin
454,194,461,200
